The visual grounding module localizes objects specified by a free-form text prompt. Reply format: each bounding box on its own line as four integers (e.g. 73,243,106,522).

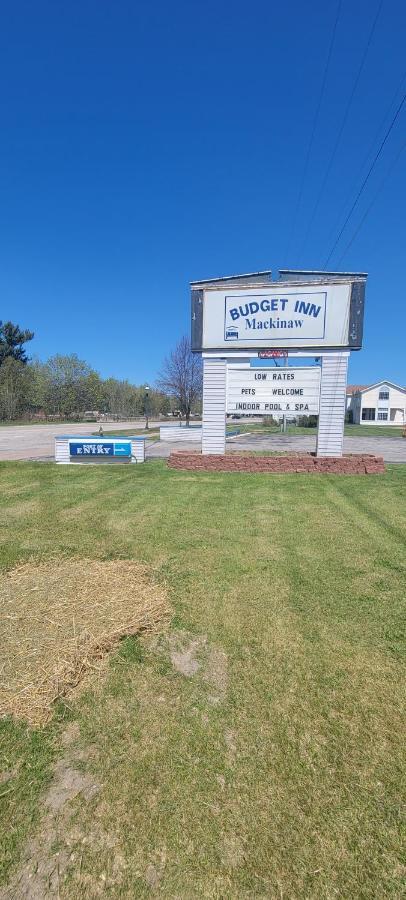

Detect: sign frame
191,275,366,353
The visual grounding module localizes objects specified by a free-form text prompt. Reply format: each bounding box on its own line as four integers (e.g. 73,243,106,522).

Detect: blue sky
1,0,405,386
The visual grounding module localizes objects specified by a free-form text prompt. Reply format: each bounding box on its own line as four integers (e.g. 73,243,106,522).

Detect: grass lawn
0,460,405,897
228,422,317,435
344,424,404,437
0,420,77,427
92,428,159,437
228,422,404,438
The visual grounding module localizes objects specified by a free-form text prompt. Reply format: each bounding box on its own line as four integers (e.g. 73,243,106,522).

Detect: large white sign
226,366,321,415
199,282,354,350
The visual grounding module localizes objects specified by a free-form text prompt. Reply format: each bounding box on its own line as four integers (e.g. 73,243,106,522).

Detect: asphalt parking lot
1,423,405,464
0,421,159,461
148,431,406,463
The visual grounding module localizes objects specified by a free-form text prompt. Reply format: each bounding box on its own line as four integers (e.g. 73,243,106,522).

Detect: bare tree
157,336,202,425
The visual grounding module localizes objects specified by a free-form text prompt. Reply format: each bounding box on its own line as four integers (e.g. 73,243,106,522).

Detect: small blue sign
69,441,131,458
112,441,132,456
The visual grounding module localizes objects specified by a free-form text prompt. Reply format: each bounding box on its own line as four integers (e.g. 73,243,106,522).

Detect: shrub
262,416,280,427
297,415,318,428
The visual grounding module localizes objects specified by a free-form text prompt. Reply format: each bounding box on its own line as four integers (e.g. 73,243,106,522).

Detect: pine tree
0,321,34,365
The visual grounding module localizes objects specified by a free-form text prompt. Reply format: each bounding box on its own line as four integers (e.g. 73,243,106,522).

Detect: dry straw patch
0,558,170,726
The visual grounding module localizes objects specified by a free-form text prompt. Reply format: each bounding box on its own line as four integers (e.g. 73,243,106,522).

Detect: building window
379,391,389,400
378,411,388,421
362,408,376,421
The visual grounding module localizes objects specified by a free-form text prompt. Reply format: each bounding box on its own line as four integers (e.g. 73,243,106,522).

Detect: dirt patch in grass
0,558,170,726
168,631,228,704
203,646,228,703
0,723,105,900
45,760,100,815
169,633,205,676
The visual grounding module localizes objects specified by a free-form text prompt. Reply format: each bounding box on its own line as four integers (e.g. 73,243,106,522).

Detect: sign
258,349,288,359
191,279,366,351
69,441,132,458
226,366,321,415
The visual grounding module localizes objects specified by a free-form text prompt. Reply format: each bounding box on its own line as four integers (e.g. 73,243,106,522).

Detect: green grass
229,422,404,438
345,424,403,437
0,419,77,426
92,428,159,437
228,422,318,435
0,460,405,897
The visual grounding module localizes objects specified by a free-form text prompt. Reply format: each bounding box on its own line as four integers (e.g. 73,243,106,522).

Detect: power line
296,0,383,262
336,139,406,265
285,0,342,260
323,90,406,267
322,66,406,258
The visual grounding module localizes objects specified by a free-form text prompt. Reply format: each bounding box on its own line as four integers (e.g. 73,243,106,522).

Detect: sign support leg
202,357,226,455
282,352,288,433
316,353,349,457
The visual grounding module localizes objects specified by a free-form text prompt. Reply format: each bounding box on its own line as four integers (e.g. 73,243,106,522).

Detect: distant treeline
0,354,171,421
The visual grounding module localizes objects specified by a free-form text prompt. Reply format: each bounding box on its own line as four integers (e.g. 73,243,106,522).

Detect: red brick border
168,451,385,475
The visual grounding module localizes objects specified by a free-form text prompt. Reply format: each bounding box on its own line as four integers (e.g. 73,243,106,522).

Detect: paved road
149,432,406,463
1,423,405,463
0,421,161,461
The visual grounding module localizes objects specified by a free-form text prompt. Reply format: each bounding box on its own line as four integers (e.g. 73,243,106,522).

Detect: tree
157,336,202,425
0,358,31,419
154,391,171,416
102,378,142,418
0,321,34,365
28,360,48,411
43,354,102,418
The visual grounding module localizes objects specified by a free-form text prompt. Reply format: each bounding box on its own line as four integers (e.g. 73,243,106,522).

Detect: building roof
346,385,368,395
359,380,406,394
347,381,406,396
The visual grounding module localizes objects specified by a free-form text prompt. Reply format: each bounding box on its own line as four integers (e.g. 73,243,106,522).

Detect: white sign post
316,353,349,457
201,358,227,455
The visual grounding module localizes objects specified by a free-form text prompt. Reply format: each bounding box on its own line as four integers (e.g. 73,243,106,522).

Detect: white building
346,385,368,413
347,381,406,425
